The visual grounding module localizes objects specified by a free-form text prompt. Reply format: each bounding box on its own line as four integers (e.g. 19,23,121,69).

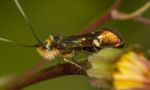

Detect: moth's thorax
36,47,60,60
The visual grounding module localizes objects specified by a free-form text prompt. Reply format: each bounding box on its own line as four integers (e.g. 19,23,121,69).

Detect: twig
111,1,150,21
80,0,122,33
23,59,48,76
81,0,150,31
134,16,150,25
5,61,88,90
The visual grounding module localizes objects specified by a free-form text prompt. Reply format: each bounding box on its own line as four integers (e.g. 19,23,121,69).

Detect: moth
0,0,124,69
36,28,124,60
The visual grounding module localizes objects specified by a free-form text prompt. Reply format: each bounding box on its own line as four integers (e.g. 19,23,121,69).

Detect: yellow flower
114,51,150,90
87,48,150,90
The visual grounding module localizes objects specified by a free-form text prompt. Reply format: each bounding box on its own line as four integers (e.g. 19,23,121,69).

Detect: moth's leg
71,50,77,61
63,52,84,70
93,46,98,52
79,44,84,53
63,58,84,70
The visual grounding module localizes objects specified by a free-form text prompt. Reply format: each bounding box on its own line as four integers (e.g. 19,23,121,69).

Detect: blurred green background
0,0,149,90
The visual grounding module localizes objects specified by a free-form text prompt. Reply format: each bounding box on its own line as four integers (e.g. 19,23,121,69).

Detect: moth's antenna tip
0,37,15,43
0,37,39,48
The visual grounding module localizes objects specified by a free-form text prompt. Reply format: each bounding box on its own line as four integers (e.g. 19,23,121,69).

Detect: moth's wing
63,32,97,47
59,31,101,52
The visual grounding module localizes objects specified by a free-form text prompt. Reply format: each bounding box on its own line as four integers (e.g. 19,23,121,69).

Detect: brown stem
134,17,150,25
23,59,48,76
80,0,122,34
5,61,88,90
111,1,150,25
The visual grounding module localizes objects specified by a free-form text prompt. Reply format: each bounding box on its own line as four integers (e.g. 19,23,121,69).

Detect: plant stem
5,62,88,90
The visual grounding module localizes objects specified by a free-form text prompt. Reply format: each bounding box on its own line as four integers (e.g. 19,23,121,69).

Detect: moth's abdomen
92,30,123,48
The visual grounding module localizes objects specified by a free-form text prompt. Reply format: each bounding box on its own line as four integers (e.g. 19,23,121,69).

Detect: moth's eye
42,41,51,51
45,43,51,51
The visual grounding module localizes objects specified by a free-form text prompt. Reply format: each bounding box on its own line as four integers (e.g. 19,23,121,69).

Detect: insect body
36,28,124,61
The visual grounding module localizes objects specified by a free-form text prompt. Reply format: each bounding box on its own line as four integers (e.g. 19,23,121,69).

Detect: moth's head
100,29,124,48
36,35,60,60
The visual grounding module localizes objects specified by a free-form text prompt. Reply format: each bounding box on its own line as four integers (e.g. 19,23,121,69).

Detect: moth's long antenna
0,37,14,43
14,0,42,44
0,37,37,47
